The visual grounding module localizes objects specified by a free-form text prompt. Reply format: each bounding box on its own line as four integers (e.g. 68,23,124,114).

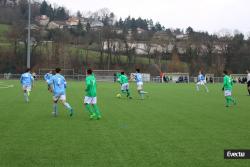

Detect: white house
176,34,189,40
66,17,79,28
35,15,50,26
90,21,104,30
47,21,66,29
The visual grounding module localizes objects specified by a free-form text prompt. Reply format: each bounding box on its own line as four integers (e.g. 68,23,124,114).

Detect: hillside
0,24,9,42
0,1,249,74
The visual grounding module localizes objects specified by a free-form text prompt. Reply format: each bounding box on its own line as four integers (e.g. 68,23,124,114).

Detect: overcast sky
48,0,250,36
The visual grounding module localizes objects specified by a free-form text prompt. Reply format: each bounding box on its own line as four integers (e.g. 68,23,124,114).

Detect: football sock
126,89,130,97
139,91,144,99
226,97,230,106
230,97,236,105
122,90,127,96
85,104,94,115
93,104,101,117
204,85,209,92
248,89,250,95
64,102,71,109
196,85,199,91
27,91,30,97
226,96,236,106
64,102,73,114
53,103,58,114
24,93,28,102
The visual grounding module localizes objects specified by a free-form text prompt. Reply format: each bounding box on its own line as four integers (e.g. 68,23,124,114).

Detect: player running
196,71,209,92
44,70,53,91
118,71,132,99
48,68,73,117
20,68,34,102
84,69,101,120
222,70,236,107
133,69,148,99
247,70,250,95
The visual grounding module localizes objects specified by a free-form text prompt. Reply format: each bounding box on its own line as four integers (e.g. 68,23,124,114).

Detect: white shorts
121,83,129,91
53,94,66,101
22,85,31,91
137,82,143,90
197,81,206,85
224,90,232,97
84,96,97,104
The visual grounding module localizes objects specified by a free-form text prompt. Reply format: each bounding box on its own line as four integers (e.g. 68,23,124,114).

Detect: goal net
163,73,190,83
192,73,215,83
205,74,215,83
231,74,247,83
91,70,121,82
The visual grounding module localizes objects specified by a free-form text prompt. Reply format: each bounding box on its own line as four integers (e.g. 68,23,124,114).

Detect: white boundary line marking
0,82,14,89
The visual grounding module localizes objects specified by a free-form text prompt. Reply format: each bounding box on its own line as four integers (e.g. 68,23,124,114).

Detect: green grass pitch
0,80,250,167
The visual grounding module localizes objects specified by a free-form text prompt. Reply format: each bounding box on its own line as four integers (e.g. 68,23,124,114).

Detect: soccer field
0,80,250,167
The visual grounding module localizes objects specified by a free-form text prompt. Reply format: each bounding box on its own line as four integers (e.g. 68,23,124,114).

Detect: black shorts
247,81,250,87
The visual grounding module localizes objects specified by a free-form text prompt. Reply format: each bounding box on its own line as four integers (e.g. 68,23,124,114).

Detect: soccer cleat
96,115,102,120
90,114,96,120
52,111,58,117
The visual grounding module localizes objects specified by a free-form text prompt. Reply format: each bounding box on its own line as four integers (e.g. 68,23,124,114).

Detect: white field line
0,82,14,89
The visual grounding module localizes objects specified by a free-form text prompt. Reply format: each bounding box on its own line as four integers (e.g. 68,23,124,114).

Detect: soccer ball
116,93,121,98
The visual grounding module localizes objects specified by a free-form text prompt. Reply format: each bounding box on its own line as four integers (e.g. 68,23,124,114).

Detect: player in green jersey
222,70,236,107
84,69,101,120
118,71,132,99
116,72,121,82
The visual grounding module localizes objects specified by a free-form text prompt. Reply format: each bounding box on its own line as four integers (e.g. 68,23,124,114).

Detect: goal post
231,74,247,83
162,73,190,83
205,74,215,84
90,70,122,82
192,73,215,83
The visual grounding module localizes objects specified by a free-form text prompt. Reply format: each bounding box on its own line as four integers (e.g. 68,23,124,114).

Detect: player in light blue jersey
44,70,53,91
133,69,148,99
48,68,73,117
196,71,209,92
20,68,34,102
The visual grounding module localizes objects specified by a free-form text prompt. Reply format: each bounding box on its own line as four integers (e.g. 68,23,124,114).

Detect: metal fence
0,73,116,82
0,73,226,83
151,77,224,83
